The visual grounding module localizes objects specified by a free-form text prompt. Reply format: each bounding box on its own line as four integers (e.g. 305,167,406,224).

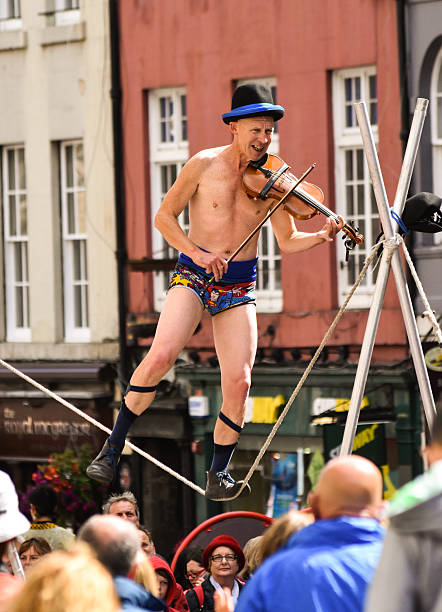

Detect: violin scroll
342,220,363,261
341,220,364,246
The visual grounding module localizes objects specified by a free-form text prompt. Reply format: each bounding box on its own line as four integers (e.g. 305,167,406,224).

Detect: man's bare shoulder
189,145,230,167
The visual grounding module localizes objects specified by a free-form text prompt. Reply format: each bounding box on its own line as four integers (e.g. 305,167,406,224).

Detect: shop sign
324,422,386,465
0,398,105,458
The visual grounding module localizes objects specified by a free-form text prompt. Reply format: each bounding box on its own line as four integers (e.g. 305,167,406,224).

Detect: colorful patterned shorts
169,262,256,316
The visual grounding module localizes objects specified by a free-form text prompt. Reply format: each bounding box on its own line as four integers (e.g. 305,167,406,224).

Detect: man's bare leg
205,304,257,500
86,288,203,484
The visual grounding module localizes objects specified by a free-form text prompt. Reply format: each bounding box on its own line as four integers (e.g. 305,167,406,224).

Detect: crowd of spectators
2,410,442,611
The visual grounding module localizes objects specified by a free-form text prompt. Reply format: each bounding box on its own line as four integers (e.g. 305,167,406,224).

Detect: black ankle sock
210,442,238,473
108,399,137,451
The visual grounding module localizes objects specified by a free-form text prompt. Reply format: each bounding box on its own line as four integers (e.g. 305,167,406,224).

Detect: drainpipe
396,0,410,158
109,0,130,387
396,0,419,304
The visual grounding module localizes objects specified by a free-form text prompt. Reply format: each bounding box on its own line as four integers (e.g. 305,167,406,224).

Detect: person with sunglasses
186,535,245,612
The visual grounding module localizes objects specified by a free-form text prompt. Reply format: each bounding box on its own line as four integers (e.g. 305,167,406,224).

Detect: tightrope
1,234,438,499
0,241,384,498
0,358,205,496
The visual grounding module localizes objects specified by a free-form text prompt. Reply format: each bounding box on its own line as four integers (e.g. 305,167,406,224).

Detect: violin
242,153,364,247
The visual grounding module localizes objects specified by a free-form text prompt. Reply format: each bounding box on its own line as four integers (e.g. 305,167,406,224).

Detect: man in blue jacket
236,455,385,612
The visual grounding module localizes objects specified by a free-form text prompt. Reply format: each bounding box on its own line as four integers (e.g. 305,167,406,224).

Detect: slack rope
2,234,437,500
0,358,205,496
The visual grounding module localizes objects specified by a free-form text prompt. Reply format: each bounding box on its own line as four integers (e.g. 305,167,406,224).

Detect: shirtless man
87,83,342,501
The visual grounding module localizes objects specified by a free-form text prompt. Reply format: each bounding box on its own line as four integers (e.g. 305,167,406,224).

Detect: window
431,47,442,246
2,145,30,341
148,87,188,311
0,0,21,31
236,77,282,312
60,141,89,342
333,66,379,308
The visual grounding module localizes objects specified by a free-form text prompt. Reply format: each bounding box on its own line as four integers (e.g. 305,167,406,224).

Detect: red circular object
171,511,273,572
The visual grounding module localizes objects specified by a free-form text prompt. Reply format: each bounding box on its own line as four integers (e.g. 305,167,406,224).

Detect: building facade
0,0,119,488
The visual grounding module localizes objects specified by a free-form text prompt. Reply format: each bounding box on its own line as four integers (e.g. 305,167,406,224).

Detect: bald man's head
78,514,140,577
309,456,383,521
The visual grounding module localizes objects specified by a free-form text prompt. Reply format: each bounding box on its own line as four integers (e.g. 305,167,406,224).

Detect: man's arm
270,206,342,254
154,154,228,280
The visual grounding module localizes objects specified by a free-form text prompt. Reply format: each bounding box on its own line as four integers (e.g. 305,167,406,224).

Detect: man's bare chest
193,170,272,224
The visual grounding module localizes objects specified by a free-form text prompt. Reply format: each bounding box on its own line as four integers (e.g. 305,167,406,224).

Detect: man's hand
194,250,228,281
317,216,344,243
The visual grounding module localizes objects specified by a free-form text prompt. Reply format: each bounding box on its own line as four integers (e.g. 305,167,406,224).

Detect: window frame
431,46,442,146
332,65,379,309
148,87,188,311
60,139,90,342
2,144,30,342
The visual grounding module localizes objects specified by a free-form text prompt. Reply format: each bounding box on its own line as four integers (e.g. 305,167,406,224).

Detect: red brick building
120,0,403,355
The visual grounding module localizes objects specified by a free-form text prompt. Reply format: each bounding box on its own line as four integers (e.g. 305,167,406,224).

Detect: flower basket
20,444,106,530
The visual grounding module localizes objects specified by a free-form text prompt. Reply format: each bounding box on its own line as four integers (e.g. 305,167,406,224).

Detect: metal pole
391,98,428,214
340,99,434,456
339,252,391,455
359,99,436,429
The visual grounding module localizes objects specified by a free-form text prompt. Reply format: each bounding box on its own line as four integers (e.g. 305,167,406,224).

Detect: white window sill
0,28,26,51
0,17,22,32
40,20,85,46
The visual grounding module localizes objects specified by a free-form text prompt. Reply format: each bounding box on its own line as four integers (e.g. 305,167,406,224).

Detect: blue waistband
178,252,258,283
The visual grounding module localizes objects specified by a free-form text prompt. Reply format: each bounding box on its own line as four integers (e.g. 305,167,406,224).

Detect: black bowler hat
222,82,285,124
402,192,442,234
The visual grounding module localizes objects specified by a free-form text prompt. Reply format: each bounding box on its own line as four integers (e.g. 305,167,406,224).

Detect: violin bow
205,163,316,286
